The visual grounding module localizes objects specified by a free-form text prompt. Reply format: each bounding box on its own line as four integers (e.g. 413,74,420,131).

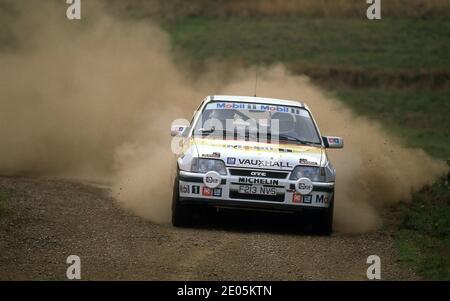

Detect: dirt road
0,177,418,280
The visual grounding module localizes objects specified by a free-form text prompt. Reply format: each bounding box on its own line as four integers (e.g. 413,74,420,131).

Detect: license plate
238,185,277,195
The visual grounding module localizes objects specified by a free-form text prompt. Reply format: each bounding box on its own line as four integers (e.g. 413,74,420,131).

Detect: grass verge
393,177,450,280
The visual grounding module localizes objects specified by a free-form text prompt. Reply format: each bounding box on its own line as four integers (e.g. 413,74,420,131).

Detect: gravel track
0,177,418,280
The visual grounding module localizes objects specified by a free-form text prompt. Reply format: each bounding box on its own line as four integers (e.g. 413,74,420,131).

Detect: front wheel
171,172,193,227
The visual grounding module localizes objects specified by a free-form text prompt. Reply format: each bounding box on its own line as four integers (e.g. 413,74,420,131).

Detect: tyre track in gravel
0,177,418,280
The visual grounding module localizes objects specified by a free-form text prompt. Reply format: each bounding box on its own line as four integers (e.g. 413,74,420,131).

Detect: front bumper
178,170,334,211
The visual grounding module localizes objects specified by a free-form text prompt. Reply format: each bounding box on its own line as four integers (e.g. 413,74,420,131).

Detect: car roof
206,95,306,108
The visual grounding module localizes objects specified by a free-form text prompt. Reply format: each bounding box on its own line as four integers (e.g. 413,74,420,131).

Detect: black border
0,281,447,299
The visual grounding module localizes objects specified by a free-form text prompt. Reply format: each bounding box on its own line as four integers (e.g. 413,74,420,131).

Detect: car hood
191,137,325,171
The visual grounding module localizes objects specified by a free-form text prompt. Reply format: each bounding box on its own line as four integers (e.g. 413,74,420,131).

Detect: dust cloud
0,1,446,232
0,0,200,223
220,67,447,232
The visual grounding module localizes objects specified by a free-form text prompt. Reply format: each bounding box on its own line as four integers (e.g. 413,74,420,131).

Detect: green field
164,16,450,159
393,179,450,280
163,16,450,280
164,17,450,71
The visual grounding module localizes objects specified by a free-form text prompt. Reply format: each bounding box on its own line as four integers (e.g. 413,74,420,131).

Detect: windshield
193,101,321,145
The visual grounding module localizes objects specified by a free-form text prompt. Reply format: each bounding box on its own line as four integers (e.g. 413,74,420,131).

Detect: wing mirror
322,136,344,149
171,125,189,137
171,119,191,137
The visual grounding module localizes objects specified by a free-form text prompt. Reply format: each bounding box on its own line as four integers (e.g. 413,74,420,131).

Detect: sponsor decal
202,187,212,197
215,102,290,113
216,103,247,110
250,171,267,177
225,144,292,153
213,188,222,197
180,184,189,194
205,176,219,185
194,138,323,154
299,158,318,166
237,158,293,168
191,185,200,194
292,193,302,203
295,177,314,195
315,194,330,204
292,194,312,204
202,152,220,158
203,171,221,189
227,157,236,165
171,125,185,133
328,137,340,144
303,195,312,204
205,177,219,186
238,177,279,185
230,168,288,179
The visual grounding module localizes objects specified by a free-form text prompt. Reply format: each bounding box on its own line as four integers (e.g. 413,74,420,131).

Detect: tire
171,171,193,227
314,196,334,235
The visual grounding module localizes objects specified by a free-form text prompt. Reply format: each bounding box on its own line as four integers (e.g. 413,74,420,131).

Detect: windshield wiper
278,134,320,146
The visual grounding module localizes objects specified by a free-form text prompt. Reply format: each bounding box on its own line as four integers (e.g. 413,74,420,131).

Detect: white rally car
170,95,343,234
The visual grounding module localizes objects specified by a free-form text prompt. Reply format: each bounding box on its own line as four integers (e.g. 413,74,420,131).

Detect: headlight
191,158,227,175
323,162,336,182
290,166,322,181
289,164,335,182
